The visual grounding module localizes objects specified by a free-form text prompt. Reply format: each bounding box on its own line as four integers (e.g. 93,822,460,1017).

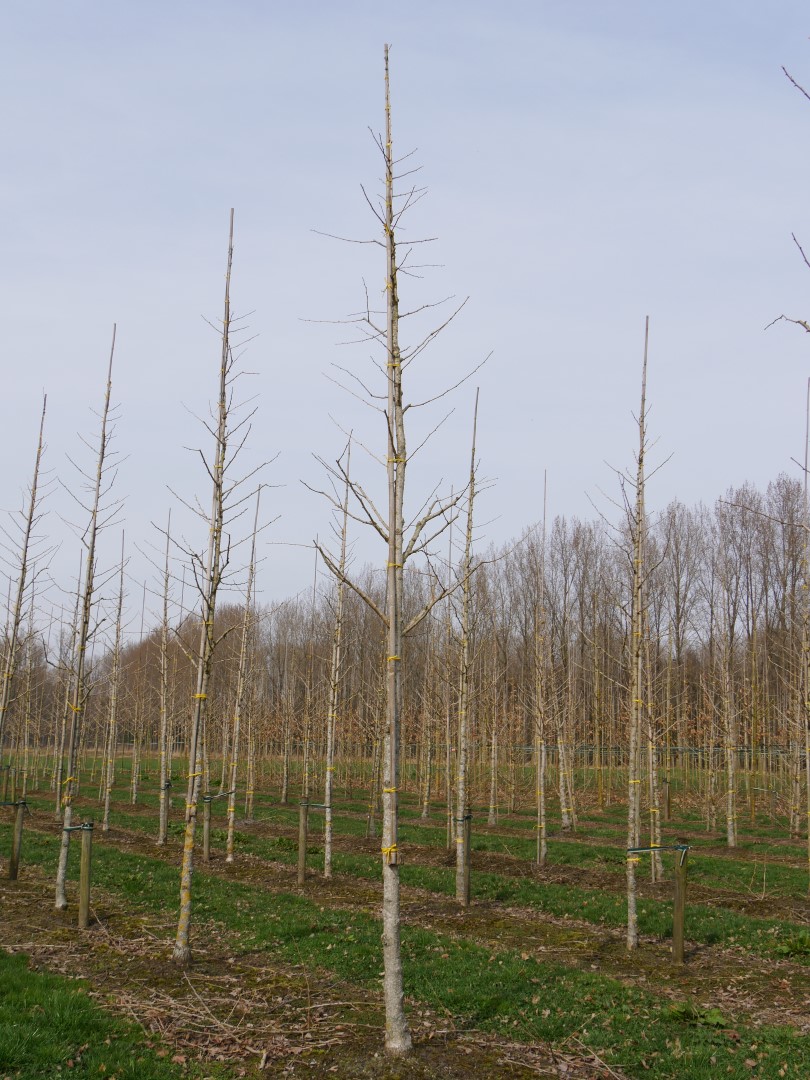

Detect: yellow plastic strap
649,808,660,813
62,776,76,785
382,787,397,793
186,803,195,810
627,856,641,863
381,844,397,859
187,771,202,779
68,703,82,712
630,779,642,784
227,806,235,814
326,766,335,771
194,693,207,700
387,562,403,568
387,656,401,662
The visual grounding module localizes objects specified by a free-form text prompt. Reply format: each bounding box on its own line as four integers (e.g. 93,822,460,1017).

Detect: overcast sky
1,1,809,633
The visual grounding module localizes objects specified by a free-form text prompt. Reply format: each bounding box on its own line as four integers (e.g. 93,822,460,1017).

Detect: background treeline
5,472,807,827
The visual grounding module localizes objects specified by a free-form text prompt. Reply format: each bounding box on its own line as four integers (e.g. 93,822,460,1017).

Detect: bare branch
316,542,388,625
783,65,810,102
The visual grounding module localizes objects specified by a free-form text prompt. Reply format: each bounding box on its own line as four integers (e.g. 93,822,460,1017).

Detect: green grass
0,950,228,1079
33,798,807,966
2,823,806,1079
231,799,810,899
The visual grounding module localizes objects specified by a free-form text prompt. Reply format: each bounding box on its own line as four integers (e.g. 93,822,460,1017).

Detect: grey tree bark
102,535,125,833
626,318,650,950
455,392,479,904
173,211,239,964
56,332,117,910
226,489,261,864
157,512,172,846
324,455,349,879
0,396,48,763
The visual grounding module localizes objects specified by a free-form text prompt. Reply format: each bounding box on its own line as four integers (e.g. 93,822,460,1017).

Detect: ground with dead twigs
2,791,809,1079
0,865,621,1078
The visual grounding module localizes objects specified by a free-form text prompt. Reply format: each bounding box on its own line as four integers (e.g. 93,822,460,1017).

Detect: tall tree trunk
324,460,349,879
102,536,125,833
455,393,479,905
379,48,411,1052
0,396,47,764
173,212,234,964
535,478,548,866
157,513,172,845
723,653,738,848
56,331,116,910
227,491,261,864
626,318,649,950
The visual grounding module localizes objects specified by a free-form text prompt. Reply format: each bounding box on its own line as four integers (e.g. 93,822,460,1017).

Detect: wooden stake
298,797,309,885
202,797,211,864
672,849,688,965
461,805,472,907
78,822,93,929
9,800,24,880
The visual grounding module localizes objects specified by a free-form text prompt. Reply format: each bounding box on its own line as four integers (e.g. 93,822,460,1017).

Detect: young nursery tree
625,318,650,950
454,392,479,905
0,395,50,763
56,332,119,910
101,535,126,833
172,211,264,963
225,488,261,864
314,46,480,1054
157,512,173,846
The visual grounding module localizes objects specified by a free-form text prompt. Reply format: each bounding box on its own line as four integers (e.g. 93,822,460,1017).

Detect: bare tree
172,210,263,963
323,448,350,879
314,46,477,1054
56,331,119,910
454,392,479,905
101,534,126,832
625,319,650,950
225,489,261,864
157,512,173,845
0,395,49,762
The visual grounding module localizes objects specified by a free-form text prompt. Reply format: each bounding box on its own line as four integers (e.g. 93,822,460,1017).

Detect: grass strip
57,802,808,964
2,824,807,1079
0,949,228,1079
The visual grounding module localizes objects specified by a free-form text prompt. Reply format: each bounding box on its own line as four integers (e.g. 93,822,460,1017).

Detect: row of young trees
2,46,809,1056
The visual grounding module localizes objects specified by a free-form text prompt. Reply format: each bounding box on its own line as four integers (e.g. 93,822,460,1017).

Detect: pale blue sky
1,2,809,624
